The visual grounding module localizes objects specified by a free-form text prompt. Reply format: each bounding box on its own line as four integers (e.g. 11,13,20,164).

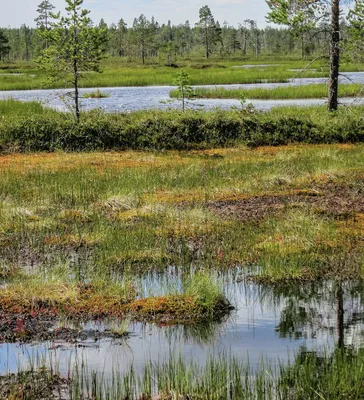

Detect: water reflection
1,277,364,376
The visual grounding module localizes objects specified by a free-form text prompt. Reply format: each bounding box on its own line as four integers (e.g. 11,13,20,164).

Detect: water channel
1,72,364,112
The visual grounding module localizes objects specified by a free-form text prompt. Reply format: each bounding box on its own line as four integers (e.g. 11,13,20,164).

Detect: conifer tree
38,0,107,122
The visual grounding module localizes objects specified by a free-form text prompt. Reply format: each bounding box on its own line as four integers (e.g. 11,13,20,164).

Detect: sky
2,0,271,28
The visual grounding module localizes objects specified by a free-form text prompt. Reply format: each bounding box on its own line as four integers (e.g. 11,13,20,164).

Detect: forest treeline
0,2,349,64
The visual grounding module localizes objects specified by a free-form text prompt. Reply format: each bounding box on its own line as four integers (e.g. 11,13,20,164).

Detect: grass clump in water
82,89,110,99
0,268,231,323
127,273,232,322
0,269,137,318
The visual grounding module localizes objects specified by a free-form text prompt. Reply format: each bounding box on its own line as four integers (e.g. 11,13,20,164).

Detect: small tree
174,70,193,112
38,0,106,122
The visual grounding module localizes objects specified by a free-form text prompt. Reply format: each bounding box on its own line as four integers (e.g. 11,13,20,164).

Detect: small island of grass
82,89,110,99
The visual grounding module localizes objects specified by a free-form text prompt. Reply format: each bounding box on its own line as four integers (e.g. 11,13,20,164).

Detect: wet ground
209,180,364,223
0,277,363,377
1,72,364,112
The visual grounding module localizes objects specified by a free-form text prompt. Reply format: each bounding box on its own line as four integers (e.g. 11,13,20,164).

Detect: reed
3,348,364,399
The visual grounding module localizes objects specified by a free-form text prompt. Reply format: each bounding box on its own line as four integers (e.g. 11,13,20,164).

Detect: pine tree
266,0,351,111
174,70,193,112
35,1,55,30
38,0,107,122
197,6,218,59
132,14,157,64
116,19,127,57
0,30,10,61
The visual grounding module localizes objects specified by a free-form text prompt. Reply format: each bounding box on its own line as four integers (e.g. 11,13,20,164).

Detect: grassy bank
170,83,364,100
0,98,44,116
0,66,308,90
0,57,340,91
0,270,229,325
2,104,364,152
2,57,364,91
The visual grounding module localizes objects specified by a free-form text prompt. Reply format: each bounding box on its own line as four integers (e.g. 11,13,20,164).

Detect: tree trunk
243,24,247,56
205,27,209,59
141,41,145,65
336,282,344,349
328,0,340,112
74,59,80,123
182,87,185,112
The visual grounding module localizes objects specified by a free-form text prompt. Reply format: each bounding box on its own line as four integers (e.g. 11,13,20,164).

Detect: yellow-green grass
0,145,364,286
0,267,228,322
170,83,364,100
64,349,364,399
1,57,363,91
81,89,110,98
3,346,364,399
0,57,334,91
0,98,46,116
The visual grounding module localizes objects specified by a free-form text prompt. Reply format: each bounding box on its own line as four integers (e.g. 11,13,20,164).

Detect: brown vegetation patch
209,181,364,223
0,152,189,173
0,371,68,400
0,281,232,341
43,234,97,248
127,295,233,324
0,312,128,344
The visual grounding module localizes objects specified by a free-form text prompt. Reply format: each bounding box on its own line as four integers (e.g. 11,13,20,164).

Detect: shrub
1,106,364,152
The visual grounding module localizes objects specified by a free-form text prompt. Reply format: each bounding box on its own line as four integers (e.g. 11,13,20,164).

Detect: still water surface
1,71,364,112
0,275,363,376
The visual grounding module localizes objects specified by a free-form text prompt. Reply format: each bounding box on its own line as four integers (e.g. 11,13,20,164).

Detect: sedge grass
4,348,364,399
0,62,327,90
2,56,364,90
0,98,46,116
0,144,364,282
170,83,364,100
82,89,110,99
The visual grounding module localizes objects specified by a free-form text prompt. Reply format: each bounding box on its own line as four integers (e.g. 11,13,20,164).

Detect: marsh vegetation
2,0,364,396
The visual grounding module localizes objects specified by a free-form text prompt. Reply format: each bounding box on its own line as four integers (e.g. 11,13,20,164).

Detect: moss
0,275,232,323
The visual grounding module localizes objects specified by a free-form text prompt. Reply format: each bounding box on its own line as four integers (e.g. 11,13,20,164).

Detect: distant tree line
0,3,350,63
